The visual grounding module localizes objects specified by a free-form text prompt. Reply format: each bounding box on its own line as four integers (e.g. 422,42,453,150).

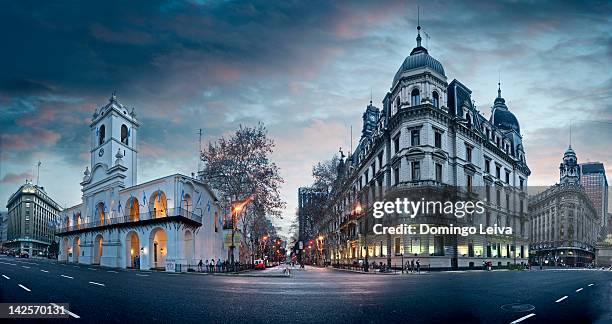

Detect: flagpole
36,161,41,186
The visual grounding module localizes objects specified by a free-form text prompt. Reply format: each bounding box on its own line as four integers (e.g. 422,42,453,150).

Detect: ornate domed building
312,23,531,270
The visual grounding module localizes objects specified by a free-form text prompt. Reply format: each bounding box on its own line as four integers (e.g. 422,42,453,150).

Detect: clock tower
85,93,139,190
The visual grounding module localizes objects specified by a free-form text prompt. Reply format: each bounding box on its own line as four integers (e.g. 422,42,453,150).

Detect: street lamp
355,203,368,272
230,197,251,270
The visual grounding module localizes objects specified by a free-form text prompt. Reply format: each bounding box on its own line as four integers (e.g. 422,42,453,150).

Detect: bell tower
559,146,580,186
88,93,139,188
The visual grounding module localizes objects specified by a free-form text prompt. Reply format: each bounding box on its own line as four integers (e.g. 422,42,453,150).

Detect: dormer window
121,124,129,145
98,125,105,146
432,91,439,108
395,96,400,110
411,88,420,106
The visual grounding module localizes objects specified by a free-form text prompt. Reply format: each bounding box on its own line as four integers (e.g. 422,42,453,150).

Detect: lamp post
229,201,244,269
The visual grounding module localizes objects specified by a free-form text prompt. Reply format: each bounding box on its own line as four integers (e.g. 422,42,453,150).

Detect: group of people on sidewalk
196,259,242,272
403,259,421,273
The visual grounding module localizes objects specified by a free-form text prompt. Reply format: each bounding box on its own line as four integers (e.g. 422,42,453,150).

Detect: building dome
491,86,520,133
392,25,445,87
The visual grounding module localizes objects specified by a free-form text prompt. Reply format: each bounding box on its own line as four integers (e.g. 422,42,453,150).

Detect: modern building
580,162,608,232
312,23,531,270
528,147,600,267
56,94,229,271
5,182,61,256
297,187,327,242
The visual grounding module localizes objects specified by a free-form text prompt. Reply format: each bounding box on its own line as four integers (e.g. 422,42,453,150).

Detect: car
19,251,29,258
254,259,266,270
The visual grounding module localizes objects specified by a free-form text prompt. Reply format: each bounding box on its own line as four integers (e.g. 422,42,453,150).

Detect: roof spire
416,6,422,47
497,71,502,98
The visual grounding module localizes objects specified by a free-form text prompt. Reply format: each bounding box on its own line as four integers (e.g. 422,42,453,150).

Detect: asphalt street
1,255,611,323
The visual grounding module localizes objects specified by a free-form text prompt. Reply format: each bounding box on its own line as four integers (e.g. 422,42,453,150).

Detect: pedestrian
210,260,214,272
198,259,203,272
410,259,415,273
416,259,420,273
204,259,209,272
217,258,222,272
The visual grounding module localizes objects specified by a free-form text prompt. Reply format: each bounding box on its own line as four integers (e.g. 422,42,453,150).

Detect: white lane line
555,296,568,303
21,266,31,269
50,303,80,319
88,281,105,287
18,284,31,292
87,268,97,271
588,283,594,287
510,313,536,324
60,275,74,279
576,288,583,292
41,270,49,273
2,275,10,279
135,274,149,277
107,270,118,273
73,266,78,268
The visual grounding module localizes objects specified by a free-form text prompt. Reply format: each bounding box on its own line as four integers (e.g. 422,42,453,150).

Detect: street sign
165,258,176,272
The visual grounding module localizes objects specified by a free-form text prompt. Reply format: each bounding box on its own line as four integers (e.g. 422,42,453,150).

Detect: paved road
1,255,611,323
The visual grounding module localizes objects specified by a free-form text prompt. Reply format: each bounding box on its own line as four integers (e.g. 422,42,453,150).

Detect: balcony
56,208,202,235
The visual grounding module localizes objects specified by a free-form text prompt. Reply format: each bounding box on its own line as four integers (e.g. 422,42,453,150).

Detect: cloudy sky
1,0,611,238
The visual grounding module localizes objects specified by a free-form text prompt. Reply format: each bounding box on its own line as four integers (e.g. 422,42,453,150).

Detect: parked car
19,251,29,258
254,259,266,270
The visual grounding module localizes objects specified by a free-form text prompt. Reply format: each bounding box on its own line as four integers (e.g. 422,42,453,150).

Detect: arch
98,125,105,146
432,91,440,108
93,234,103,265
411,88,420,106
181,193,192,214
120,124,129,145
96,202,106,225
149,190,167,218
149,227,168,269
184,230,194,265
62,237,70,262
125,197,140,222
126,231,140,269
73,237,80,263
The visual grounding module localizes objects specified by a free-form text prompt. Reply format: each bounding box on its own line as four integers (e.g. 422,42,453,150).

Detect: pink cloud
1,171,34,184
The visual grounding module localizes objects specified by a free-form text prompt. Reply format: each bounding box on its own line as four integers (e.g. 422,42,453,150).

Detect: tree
311,154,340,193
199,123,285,262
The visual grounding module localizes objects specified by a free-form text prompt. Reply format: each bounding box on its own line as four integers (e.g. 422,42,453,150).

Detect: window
520,200,524,214
98,125,105,146
466,113,472,129
395,96,400,110
496,190,501,207
466,175,473,192
432,91,439,108
411,88,420,106
411,161,420,180
121,124,129,145
433,236,444,256
434,131,442,149
466,145,472,163
214,212,219,232
394,166,400,185
485,159,491,173
496,165,501,178
364,172,369,184
506,193,510,211
505,171,510,184
485,184,491,202
411,129,420,146
435,163,443,182
519,178,524,190
378,152,383,169
468,243,474,257
393,135,400,154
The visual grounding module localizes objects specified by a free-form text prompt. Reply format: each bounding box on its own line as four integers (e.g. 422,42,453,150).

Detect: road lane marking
41,270,49,273
135,274,149,277
576,288,583,292
588,283,594,287
2,275,10,279
555,296,568,303
21,266,31,269
73,266,78,268
50,303,80,319
107,270,118,273
60,275,74,279
18,284,31,292
88,268,97,271
0,261,16,266
89,281,105,287
510,313,536,324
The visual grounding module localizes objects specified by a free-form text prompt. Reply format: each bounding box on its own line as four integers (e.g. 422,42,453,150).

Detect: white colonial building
57,94,230,271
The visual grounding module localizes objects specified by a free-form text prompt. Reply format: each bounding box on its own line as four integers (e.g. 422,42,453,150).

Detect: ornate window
432,91,439,108
121,124,129,145
411,88,420,106
98,125,105,146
